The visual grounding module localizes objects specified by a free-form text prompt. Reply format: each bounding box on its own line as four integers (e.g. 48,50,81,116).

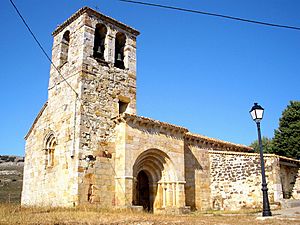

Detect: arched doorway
132,149,179,212
136,170,150,211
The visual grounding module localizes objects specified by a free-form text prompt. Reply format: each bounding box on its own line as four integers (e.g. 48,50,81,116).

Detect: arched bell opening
60,30,70,65
114,32,126,69
93,23,107,60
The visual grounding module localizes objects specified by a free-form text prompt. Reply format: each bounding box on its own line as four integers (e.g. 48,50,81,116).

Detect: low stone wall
209,151,281,210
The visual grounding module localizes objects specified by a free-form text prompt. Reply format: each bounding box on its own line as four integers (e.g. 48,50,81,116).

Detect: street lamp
250,103,272,217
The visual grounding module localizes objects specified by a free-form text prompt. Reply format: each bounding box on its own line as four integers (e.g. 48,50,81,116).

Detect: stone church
22,7,300,213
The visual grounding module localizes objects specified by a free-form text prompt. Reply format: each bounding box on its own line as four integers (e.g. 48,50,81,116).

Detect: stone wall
22,104,79,206
78,155,115,207
209,151,281,210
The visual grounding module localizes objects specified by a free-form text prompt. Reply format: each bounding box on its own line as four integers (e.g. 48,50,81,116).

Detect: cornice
112,113,188,135
52,7,140,37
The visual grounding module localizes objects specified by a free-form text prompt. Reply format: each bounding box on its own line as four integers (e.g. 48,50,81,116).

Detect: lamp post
250,103,272,217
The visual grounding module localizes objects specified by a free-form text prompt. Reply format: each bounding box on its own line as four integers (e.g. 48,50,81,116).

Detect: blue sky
1,0,299,156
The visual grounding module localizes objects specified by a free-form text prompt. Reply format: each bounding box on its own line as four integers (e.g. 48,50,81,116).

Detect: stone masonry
22,7,300,213
210,152,280,210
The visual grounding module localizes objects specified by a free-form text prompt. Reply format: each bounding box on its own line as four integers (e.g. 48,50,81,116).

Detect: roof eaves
186,132,253,152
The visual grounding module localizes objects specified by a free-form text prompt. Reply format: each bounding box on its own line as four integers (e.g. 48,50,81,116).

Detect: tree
272,101,300,159
250,136,273,154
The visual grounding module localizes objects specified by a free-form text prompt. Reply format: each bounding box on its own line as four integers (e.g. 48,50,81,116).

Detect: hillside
0,155,24,203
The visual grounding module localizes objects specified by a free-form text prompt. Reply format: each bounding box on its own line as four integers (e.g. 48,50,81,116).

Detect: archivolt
44,131,57,149
133,149,177,183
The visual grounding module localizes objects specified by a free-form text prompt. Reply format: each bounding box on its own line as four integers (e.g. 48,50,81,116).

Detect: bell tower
47,7,140,205
22,7,140,207
49,6,140,154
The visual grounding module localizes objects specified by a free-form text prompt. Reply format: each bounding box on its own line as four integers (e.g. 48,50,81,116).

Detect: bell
117,53,122,61
96,45,102,54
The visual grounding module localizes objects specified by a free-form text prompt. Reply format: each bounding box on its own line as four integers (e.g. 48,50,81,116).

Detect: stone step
280,199,300,208
270,202,281,210
288,200,300,208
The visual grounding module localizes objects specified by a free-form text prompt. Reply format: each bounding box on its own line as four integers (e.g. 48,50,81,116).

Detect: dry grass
0,203,299,225
0,164,23,204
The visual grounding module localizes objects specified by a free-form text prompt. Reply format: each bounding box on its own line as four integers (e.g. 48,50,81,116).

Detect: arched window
93,24,107,60
44,133,57,167
114,32,126,69
60,31,70,65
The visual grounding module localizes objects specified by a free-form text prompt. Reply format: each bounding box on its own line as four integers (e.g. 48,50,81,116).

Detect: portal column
166,183,173,207
132,177,138,205
149,182,157,211
162,183,166,208
176,181,186,207
172,182,176,206
154,183,163,209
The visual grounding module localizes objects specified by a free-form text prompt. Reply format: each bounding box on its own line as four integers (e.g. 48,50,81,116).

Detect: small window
114,32,126,69
44,133,57,167
93,24,107,60
119,100,128,114
60,31,70,65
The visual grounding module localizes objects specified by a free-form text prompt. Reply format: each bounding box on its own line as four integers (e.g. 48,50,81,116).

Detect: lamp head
250,103,264,123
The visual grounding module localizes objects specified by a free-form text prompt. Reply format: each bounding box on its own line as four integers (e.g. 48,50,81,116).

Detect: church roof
185,132,253,152
113,113,189,133
113,113,253,152
24,101,48,140
52,6,140,36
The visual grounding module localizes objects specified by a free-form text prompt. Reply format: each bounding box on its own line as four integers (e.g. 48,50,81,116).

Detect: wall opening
119,100,128,114
280,163,299,199
114,32,126,69
87,184,93,202
93,24,107,60
136,170,150,211
44,133,57,167
60,31,70,65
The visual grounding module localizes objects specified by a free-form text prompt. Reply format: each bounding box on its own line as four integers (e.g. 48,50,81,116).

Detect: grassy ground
1,204,300,225
0,164,23,204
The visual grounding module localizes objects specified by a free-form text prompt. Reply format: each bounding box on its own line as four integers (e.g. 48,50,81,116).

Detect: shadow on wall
280,163,299,199
184,144,203,211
